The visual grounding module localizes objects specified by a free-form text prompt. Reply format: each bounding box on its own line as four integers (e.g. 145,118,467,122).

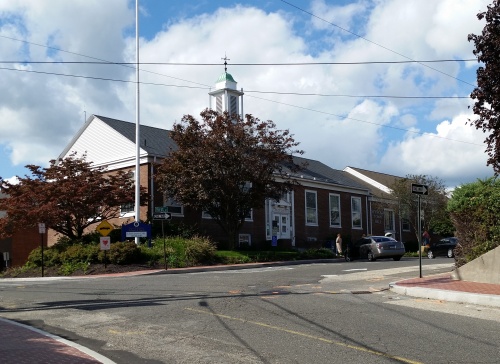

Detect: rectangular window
351,197,362,229
216,95,222,113
163,198,183,216
329,193,341,227
120,202,134,214
384,209,395,232
230,95,238,114
305,190,318,225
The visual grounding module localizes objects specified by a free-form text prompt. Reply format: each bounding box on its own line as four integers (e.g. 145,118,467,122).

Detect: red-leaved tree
0,153,145,240
156,109,303,249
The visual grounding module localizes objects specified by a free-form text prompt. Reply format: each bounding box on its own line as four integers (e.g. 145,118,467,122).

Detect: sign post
154,207,172,270
96,220,114,268
411,183,428,278
38,223,46,277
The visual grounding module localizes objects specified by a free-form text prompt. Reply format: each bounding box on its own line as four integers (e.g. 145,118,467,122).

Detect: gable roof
343,166,404,199
95,115,177,156
291,157,369,192
59,115,370,194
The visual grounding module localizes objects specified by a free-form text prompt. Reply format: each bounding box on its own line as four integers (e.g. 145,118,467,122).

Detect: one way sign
411,183,429,195
153,213,172,220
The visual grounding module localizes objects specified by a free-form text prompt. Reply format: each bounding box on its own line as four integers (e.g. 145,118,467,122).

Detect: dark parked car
345,236,405,262
427,237,458,259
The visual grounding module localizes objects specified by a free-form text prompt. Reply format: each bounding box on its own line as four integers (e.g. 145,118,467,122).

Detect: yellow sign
96,220,114,236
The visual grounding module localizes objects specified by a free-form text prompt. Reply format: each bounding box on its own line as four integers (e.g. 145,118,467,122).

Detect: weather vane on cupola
222,53,230,72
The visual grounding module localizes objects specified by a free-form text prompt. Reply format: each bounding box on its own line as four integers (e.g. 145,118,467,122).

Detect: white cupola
209,57,244,117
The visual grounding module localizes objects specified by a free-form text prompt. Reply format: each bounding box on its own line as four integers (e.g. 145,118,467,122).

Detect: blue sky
0,0,494,188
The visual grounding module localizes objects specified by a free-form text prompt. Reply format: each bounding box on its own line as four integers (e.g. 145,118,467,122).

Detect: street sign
155,207,169,213
100,236,111,250
38,223,46,234
153,212,172,220
121,221,151,240
411,183,429,195
96,220,114,236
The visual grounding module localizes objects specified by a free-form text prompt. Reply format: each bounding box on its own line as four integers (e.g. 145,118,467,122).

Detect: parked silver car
356,236,405,261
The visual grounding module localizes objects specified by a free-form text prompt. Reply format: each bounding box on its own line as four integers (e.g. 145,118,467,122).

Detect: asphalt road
1,258,499,364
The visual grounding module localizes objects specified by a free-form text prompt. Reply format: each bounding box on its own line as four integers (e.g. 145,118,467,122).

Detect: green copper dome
216,72,236,83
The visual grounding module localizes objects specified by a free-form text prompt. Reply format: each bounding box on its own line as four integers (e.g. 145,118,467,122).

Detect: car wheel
393,256,402,261
367,251,376,261
447,248,454,258
345,255,351,262
427,250,434,259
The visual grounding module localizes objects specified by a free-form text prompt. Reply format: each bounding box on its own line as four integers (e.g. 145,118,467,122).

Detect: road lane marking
185,307,423,364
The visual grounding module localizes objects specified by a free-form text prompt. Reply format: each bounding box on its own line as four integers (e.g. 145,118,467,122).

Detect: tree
0,153,144,240
156,109,303,249
447,177,500,267
389,175,451,243
468,1,500,173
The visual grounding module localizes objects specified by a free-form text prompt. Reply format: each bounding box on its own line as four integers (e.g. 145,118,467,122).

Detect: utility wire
0,59,477,65
0,34,211,88
0,66,470,99
0,27,478,147
280,0,477,88
246,94,483,147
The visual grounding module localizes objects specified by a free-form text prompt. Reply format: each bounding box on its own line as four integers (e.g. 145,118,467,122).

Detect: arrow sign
411,183,429,195
153,212,172,220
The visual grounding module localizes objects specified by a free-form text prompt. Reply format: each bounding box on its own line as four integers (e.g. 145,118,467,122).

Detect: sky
0,0,495,188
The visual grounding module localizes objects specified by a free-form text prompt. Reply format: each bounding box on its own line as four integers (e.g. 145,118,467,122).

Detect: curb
389,281,500,308
0,317,116,364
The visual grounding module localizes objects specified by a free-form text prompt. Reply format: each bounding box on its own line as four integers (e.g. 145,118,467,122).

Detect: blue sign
272,236,278,247
121,221,151,240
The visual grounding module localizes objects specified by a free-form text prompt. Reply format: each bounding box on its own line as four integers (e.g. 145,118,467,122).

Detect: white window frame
329,193,341,227
351,196,362,229
305,190,318,226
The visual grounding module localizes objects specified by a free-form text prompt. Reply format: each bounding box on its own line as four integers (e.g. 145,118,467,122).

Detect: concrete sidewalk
2,261,500,363
389,273,500,308
0,317,115,364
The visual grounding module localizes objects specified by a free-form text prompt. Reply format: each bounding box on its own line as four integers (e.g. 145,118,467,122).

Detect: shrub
105,241,141,265
60,244,99,264
26,247,61,268
448,177,500,267
184,236,217,265
299,248,334,260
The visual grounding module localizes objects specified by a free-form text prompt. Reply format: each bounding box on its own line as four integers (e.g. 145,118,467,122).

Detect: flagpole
134,0,141,244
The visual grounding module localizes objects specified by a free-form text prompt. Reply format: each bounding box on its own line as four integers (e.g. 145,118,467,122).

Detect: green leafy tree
389,175,450,242
468,1,500,173
0,153,145,240
156,109,303,249
447,177,500,266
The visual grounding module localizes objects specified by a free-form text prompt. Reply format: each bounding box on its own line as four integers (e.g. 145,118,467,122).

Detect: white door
273,214,290,239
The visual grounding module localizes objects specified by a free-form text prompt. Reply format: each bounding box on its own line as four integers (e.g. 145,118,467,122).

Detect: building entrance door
273,214,290,239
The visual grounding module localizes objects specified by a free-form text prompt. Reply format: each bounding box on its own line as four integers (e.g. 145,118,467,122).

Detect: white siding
61,118,146,169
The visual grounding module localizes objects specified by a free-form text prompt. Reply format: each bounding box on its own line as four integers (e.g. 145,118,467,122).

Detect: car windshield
372,237,396,243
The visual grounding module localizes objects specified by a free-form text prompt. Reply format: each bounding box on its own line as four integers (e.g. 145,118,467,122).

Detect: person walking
336,233,343,256
422,230,430,246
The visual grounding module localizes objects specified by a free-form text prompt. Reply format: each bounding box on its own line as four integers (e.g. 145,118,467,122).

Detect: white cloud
0,0,493,188
377,113,493,187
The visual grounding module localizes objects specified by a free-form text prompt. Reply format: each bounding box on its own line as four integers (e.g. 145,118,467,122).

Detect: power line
0,66,470,99
0,59,477,65
0,34,211,88
246,94,483,147
245,90,470,99
280,0,477,88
